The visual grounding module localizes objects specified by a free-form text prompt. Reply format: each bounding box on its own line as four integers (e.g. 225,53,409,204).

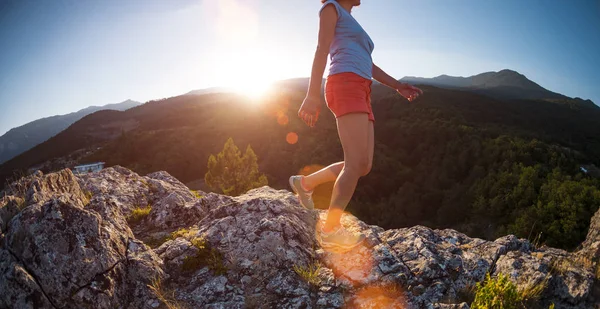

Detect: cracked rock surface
0,166,597,308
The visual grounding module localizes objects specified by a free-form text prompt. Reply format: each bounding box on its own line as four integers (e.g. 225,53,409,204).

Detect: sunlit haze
1,0,599,134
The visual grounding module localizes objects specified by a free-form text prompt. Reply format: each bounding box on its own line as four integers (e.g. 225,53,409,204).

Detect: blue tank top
319,0,375,80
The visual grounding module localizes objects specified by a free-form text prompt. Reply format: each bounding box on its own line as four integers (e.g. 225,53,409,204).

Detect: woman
289,0,423,250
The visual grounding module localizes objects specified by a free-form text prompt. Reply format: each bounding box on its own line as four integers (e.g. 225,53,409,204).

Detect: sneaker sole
289,176,313,210
289,176,299,195
315,221,366,251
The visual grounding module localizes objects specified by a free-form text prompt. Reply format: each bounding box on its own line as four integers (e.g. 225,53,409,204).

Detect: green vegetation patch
181,236,227,275
471,273,550,309
148,276,188,309
190,190,203,199
127,205,152,224
204,137,268,196
293,261,322,286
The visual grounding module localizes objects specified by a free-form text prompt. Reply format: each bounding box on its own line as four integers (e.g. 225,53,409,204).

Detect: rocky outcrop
580,204,600,261
0,168,164,309
0,166,597,308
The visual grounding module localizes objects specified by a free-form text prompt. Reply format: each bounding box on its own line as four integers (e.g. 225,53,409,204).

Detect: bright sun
211,47,280,102
204,0,301,103
231,79,273,100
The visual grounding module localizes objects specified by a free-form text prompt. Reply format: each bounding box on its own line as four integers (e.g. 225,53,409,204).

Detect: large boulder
78,166,203,239
0,167,596,308
154,186,595,308
155,187,322,308
0,168,164,309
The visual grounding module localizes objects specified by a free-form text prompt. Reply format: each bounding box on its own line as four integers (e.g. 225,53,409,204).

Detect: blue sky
1,0,599,135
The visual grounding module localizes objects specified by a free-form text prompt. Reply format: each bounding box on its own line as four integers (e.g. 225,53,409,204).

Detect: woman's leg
323,113,372,231
302,162,344,191
303,120,374,190
367,120,374,174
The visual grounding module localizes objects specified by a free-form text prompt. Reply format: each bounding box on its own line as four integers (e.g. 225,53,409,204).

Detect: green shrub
83,190,93,206
127,206,152,224
181,236,227,275
471,273,521,309
15,197,25,209
170,227,198,240
190,190,203,199
519,277,548,304
293,261,321,286
148,276,188,309
471,273,548,309
204,137,268,196
143,227,199,249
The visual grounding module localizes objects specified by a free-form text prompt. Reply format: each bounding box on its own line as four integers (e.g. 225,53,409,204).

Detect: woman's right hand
298,95,322,128
397,83,423,102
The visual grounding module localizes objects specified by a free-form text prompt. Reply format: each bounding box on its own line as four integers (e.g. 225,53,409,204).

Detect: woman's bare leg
323,113,372,231
303,120,374,191
302,162,344,191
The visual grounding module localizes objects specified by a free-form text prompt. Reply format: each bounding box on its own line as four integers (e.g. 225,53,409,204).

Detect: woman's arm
372,63,423,102
372,63,403,90
306,4,337,98
299,4,337,127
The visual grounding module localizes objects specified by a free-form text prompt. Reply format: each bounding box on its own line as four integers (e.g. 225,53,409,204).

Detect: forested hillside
69,84,600,250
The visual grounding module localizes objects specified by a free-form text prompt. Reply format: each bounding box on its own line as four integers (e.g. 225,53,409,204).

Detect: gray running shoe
289,175,314,210
317,221,366,251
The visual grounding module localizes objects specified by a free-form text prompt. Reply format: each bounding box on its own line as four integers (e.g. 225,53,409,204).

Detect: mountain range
400,69,597,108
0,99,141,164
0,69,596,169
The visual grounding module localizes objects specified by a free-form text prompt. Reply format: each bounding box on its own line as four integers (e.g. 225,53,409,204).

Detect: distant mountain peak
0,99,143,164
498,68,519,74
400,69,581,103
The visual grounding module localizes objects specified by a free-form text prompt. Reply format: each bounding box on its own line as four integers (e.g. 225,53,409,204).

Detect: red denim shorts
324,72,374,122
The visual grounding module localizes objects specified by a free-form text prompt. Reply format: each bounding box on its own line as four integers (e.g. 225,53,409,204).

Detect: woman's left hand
397,83,423,102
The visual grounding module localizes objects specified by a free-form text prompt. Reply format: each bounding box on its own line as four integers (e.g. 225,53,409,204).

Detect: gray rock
0,196,24,233
0,168,163,308
77,166,154,216
0,248,54,309
6,197,127,307
1,167,598,308
25,168,87,208
78,166,203,238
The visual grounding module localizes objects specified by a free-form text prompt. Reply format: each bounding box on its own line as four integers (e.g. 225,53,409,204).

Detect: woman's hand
298,95,322,128
397,83,423,102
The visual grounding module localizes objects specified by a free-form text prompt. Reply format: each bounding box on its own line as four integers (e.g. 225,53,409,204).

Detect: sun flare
231,79,273,100
203,0,292,102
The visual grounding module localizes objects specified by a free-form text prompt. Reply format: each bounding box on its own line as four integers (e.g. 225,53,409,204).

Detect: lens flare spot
317,211,374,283
320,241,373,281
347,285,407,309
277,113,289,126
300,164,324,176
286,132,298,144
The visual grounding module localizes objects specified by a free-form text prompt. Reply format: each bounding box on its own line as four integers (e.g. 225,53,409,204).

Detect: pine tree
205,138,268,196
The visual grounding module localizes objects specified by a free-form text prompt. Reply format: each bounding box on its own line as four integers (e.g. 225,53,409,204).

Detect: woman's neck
338,1,353,14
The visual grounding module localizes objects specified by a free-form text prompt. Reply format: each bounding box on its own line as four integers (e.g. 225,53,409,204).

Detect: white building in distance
73,162,105,175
